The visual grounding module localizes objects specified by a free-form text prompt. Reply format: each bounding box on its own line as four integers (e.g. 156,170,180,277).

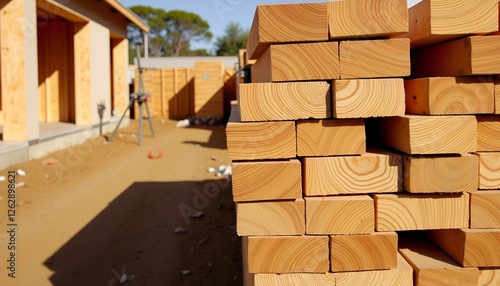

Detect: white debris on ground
182,270,191,275
215,165,232,177
176,116,225,128
207,167,216,173
0,176,5,182
16,169,26,176
174,227,187,234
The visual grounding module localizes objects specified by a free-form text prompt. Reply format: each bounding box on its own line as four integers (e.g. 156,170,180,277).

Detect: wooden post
73,22,92,125
476,152,500,189
427,229,500,267
296,119,366,157
477,115,500,151
237,199,305,236
247,3,328,60
339,38,410,79
411,36,500,77
239,82,331,122
251,42,340,82
246,236,330,273
378,115,477,154
333,78,406,118
470,190,500,229
232,160,302,202
1,0,39,141
404,77,495,115
403,154,478,193
404,0,498,49
374,193,470,231
399,233,479,285
303,149,402,196
328,0,408,39
305,195,374,235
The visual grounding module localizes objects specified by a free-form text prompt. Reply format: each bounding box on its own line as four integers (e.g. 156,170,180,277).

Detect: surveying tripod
108,44,155,145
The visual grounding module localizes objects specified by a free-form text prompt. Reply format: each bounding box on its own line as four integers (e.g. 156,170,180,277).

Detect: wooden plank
399,233,479,286
247,3,328,60
404,77,495,115
251,42,339,83
305,195,374,235
237,199,305,236
335,253,413,286
194,61,224,116
334,78,406,118
403,154,478,193
411,36,500,78
111,38,128,117
328,0,408,40
253,273,335,286
427,229,500,267
495,76,500,114
232,160,302,202
73,22,92,125
247,236,329,273
339,38,410,79
470,190,500,229
296,119,366,157
226,104,296,160
330,232,398,272
476,152,500,190
242,237,255,286
404,0,498,49
378,115,477,154
37,23,48,122
239,82,331,122
303,149,402,196
477,115,500,151
479,268,500,286
374,193,470,231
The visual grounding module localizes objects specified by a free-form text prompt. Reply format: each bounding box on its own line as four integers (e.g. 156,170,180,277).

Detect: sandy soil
0,119,242,286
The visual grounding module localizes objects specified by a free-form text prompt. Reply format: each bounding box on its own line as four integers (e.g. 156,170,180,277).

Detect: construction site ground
0,119,242,286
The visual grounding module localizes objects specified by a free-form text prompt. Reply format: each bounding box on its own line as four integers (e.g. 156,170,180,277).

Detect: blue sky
119,0,421,52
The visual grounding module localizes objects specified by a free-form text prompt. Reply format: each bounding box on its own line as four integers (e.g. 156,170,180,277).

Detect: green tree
127,6,212,57
214,22,249,56
164,10,213,56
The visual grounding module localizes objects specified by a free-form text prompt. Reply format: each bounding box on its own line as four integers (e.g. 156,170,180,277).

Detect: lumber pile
227,1,500,285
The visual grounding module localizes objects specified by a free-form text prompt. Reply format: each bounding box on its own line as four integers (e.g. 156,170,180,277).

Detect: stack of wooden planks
227,1,500,285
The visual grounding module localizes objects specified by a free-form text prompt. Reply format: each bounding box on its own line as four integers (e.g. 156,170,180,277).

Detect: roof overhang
104,0,150,33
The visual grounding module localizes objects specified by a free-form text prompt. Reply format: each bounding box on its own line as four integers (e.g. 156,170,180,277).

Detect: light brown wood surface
470,190,500,229
111,38,129,117
237,199,304,236
427,229,500,267
253,273,336,286
495,76,500,114
477,115,500,151
251,42,340,82
339,38,410,79
476,152,500,190
404,77,495,115
74,22,92,125
334,78,406,118
399,234,479,286
232,160,302,202
479,268,500,286
247,236,329,274
296,119,366,157
328,0,408,40
335,253,413,286
378,115,477,154
404,0,498,49
226,104,296,160
411,36,500,78
238,82,331,121
330,232,398,272
247,3,328,60
403,154,478,193
194,61,224,116
305,196,374,235
303,149,402,196
374,193,470,231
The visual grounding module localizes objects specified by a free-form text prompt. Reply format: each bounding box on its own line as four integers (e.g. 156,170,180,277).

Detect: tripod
108,44,155,145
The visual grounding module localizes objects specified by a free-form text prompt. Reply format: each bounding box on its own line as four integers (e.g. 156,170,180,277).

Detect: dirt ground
0,119,242,286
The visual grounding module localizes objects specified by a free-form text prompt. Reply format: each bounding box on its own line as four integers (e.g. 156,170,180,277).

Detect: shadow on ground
45,179,241,286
